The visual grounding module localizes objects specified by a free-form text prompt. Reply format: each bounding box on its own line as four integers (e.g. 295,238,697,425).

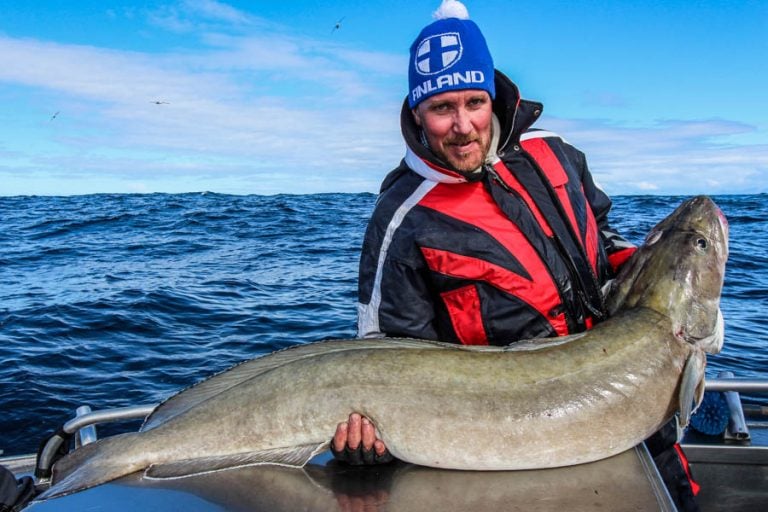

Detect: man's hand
331,413,393,465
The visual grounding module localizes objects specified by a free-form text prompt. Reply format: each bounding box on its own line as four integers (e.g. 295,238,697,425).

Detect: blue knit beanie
408,1,495,108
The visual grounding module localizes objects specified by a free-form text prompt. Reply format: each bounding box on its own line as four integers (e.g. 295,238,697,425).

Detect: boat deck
21,446,677,512
683,404,768,512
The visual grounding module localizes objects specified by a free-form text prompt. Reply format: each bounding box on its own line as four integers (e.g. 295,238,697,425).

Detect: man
331,4,702,509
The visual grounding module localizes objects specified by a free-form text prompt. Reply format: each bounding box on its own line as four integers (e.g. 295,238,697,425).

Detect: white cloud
0,36,236,102
146,0,262,33
182,0,255,25
542,116,768,195
0,5,406,196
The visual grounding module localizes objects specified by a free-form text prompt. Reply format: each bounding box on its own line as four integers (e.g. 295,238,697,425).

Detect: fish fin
142,338,449,431
144,442,330,480
678,351,706,428
501,332,588,352
36,433,140,501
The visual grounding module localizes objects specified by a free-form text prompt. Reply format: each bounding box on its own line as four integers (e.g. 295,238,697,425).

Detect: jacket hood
400,69,543,181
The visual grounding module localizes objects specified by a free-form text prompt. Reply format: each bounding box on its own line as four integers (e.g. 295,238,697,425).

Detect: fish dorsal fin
144,442,330,479
500,332,588,352
142,338,447,431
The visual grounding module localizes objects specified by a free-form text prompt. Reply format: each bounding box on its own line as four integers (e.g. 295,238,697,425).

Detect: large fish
38,195,728,500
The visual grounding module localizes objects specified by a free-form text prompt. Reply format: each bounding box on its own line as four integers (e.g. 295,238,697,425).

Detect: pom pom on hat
408,1,495,108
433,0,470,20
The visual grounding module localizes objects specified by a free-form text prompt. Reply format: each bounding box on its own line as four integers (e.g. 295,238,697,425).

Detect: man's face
412,90,493,172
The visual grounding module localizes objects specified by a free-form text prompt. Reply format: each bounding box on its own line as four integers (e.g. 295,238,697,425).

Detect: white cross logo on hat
415,32,463,75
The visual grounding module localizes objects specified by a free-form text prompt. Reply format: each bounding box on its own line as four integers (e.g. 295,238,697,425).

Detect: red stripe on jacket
491,161,554,237
520,137,599,273
608,246,637,273
417,181,570,343
439,284,488,345
420,247,569,342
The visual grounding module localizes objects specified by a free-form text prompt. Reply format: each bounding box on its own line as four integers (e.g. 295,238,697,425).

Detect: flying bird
331,17,345,33
151,101,169,105
50,111,60,121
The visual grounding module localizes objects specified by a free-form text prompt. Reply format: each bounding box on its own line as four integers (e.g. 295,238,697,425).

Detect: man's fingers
333,421,349,453
374,439,387,457
330,413,393,465
347,413,362,450
361,417,377,451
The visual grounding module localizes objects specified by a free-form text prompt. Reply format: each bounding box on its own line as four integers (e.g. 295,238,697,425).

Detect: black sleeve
358,238,439,340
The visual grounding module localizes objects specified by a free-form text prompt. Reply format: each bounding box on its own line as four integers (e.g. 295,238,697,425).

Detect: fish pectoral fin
678,351,706,428
144,442,330,480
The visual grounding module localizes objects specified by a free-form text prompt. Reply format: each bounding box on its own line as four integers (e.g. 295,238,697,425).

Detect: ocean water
1,193,766,456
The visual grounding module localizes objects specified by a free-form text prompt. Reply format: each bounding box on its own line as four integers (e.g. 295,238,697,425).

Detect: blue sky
0,0,765,196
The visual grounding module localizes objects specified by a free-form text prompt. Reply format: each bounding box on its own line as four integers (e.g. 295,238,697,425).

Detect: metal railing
705,378,768,393
35,404,157,480
704,372,765,442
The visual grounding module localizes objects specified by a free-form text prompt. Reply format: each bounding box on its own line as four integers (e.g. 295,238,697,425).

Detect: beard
439,133,491,173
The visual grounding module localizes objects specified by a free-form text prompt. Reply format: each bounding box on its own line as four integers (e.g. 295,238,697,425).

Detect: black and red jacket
357,71,635,345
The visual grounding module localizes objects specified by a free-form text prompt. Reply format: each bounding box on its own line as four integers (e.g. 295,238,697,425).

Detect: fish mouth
675,309,724,354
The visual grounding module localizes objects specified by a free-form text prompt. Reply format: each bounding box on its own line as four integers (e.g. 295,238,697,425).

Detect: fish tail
37,432,144,501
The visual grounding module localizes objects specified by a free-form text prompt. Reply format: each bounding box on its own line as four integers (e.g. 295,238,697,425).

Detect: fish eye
696,238,708,250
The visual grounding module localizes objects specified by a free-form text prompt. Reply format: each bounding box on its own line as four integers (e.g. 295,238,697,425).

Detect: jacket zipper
520,155,607,324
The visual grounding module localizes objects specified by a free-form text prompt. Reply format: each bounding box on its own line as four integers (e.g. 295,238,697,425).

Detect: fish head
606,195,728,354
